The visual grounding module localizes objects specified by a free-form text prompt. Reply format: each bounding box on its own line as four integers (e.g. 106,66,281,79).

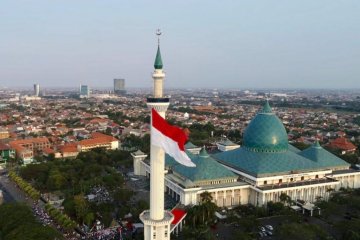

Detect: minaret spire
154,29,163,70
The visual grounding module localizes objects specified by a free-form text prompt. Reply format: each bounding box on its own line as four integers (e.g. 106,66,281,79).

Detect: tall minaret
140,30,174,240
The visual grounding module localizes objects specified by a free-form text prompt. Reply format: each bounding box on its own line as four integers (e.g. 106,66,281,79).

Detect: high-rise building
79,84,90,98
113,79,126,95
33,84,40,97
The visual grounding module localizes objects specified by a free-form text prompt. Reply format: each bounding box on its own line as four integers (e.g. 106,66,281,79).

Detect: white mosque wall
331,172,360,190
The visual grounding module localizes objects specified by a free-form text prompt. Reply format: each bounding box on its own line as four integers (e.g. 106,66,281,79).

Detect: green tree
46,169,67,190
0,203,63,240
84,212,95,226
74,193,89,222
276,223,328,240
279,192,292,206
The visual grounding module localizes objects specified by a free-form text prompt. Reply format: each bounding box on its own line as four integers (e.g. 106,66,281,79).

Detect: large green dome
243,101,288,153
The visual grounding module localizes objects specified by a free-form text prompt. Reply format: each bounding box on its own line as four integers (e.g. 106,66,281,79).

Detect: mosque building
134,100,360,208
134,37,360,213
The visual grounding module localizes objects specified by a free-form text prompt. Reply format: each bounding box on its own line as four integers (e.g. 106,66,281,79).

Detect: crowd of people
32,204,52,226
32,201,133,240
87,227,123,240
32,203,81,239
87,186,112,204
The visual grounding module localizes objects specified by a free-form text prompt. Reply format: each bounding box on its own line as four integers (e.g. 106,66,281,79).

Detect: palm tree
203,201,217,224
279,193,291,206
200,191,213,203
326,188,334,201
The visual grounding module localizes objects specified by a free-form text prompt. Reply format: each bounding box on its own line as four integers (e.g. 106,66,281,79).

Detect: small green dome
154,46,163,69
243,101,288,153
199,147,210,158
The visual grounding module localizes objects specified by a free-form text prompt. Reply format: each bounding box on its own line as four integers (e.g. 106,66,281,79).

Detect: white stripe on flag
151,127,196,167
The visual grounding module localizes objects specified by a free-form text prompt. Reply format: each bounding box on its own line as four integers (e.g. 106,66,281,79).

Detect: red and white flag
151,108,196,167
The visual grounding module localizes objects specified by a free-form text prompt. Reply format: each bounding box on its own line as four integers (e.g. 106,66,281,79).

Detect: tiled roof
243,102,288,153
79,137,113,146
218,139,238,146
328,137,357,151
59,143,78,153
0,142,11,151
9,137,50,145
166,148,237,182
288,144,301,153
91,132,116,141
299,141,350,168
215,141,350,178
43,148,55,154
185,142,199,149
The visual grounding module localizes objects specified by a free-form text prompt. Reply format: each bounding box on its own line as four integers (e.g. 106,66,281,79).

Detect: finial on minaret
156,29,162,46
154,29,163,70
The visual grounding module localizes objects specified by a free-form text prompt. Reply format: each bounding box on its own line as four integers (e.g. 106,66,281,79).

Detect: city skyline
1,1,359,89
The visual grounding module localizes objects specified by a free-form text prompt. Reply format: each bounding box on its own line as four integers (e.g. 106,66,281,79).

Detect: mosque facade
134,101,360,208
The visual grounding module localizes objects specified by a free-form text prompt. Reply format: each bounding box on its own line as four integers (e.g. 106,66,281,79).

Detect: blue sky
0,1,359,89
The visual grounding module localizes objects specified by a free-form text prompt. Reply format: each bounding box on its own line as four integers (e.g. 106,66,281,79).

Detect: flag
151,108,196,167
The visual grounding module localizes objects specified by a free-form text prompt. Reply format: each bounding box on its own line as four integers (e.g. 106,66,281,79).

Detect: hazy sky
1,1,359,89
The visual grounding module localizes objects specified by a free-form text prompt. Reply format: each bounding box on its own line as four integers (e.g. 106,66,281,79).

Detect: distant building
216,138,240,152
20,95,41,101
78,132,118,152
34,84,40,97
114,79,126,95
80,85,90,98
0,142,15,165
9,137,51,164
327,137,357,155
0,128,10,139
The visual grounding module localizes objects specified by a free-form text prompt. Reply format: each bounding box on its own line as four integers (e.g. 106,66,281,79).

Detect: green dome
154,46,163,69
243,101,288,153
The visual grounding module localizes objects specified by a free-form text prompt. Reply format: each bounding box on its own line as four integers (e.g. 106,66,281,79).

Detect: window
315,175,319,179
279,179,282,183
290,178,294,182
301,176,304,181
264,181,267,185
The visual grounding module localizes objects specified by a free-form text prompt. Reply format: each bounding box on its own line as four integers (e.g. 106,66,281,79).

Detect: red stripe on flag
151,108,188,151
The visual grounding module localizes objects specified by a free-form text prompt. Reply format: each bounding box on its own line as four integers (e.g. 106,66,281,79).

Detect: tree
105,127,112,135
230,231,253,240
73,194,89,222
84,212,95,226
0,203,63,240
267,201,285,216
276,223,328,240
279,193,292,206
46,169,67,191
238,216,259,232
200,191,213,203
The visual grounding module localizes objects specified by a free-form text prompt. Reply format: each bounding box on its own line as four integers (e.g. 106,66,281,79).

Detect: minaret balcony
147,97,170,103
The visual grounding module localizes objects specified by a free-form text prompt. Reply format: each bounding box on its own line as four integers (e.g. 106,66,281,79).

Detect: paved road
0,170,33,204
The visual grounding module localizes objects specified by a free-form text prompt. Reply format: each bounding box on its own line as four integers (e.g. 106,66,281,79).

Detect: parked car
259,226,266,232
266,230,273,236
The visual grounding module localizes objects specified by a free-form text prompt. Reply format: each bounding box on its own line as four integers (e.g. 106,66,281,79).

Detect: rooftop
166,148,237,184
242,101,288,153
